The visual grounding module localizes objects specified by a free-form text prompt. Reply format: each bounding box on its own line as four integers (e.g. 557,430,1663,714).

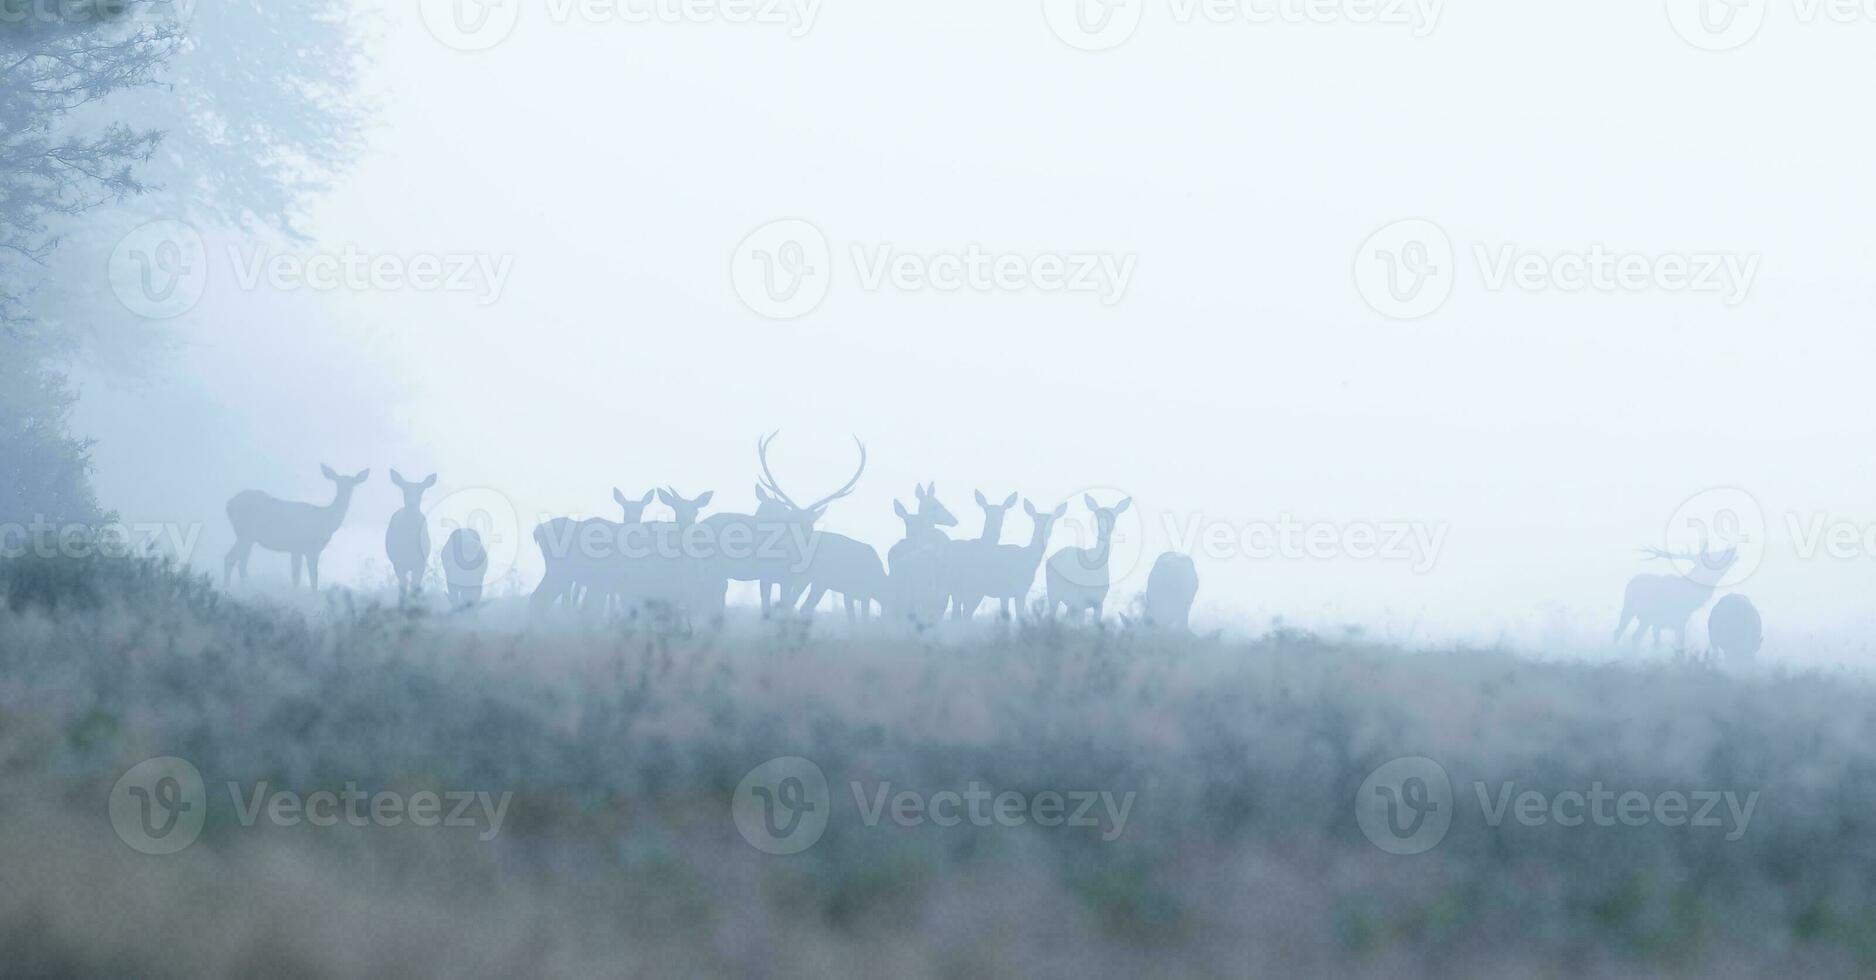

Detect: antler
756,430,801,509
803,436,867,512
755,431,867,513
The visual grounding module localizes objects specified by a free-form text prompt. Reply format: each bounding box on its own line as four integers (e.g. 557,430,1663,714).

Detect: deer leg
224,539,251,588
291,553,304,589
307,553,321,592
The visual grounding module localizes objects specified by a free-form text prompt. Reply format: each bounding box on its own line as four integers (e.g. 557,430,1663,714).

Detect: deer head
320,464,371,506
613,488,656,523
389,469,436,510
1083,493,1132,548
974,490,1020,542
657,487,715,528
1023,498,1069,546
754,430,867,527
1643,537,1739,586
914,483,957,529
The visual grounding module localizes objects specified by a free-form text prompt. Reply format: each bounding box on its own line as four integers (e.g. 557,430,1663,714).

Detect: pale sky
73,0,1876,653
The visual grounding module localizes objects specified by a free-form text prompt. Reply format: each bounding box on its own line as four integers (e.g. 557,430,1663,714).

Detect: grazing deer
944,490,1019,621
224,465,370,591
797,531,887,623
977,499,1067,621
1142,552,1199,631
1614,541,1739,651
1707,593,1762,664
384,470,436,600
441,528,487,609
885,483,958,629
1045,494,1132,622
530,488,655,613
697,432,867,618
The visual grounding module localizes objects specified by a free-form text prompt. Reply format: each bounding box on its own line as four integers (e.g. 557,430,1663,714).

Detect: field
2,555,1874,977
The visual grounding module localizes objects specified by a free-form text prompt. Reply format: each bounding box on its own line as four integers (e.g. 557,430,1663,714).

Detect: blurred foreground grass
2,554,1874,977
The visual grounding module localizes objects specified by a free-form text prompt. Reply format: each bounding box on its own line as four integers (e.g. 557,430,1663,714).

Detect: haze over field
56,1,1875,652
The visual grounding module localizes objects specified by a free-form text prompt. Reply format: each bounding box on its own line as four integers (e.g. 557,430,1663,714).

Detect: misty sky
71,0,1876,649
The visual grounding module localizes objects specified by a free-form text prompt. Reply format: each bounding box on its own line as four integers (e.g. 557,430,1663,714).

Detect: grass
1,553,1873,977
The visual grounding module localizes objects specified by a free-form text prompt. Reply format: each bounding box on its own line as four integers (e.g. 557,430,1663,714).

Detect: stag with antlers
1615,538,1739,651
697,432,869,617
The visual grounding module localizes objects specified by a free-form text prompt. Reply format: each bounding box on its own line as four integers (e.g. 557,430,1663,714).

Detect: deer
604,487,726,630
1142,552,1199,631
384,470,436,600
224,465,371,591
441,528,487,609
1044,494,1132,622
885,483,958,629
1614,539,1739,652
530,488,655,614
1707,593,1762,664
696,432,867,618
977,499,1067,621
943,490,1019,621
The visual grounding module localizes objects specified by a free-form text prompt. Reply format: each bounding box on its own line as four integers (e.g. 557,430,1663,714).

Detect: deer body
384,470,436,600
797,530,887,622
943,491,1018,621
1707,594,1762,663
885,483,957,629
1143,552,1199,630
1045,494,1132,622
979,499,1066,620
1614,545,1738,651
224,465,370,591
531,489,655,613
441,528,487,608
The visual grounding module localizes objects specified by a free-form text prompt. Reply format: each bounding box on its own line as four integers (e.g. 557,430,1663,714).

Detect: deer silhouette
384,470,436,600
885,483,958,629
1142,552,1199,631
977,498,1067,621
696,432,866,618
224,465,371,591
1614,540,1739,651
441,528,487,609
530,488,655,613
1045,494,1132,622
944,490,1019,621
1707,593,1762,663
604,487,726,630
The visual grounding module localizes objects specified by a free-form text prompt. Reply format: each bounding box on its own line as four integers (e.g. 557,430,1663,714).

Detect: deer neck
325,485,357,530
1086,526,1115,567
978,512,1006,544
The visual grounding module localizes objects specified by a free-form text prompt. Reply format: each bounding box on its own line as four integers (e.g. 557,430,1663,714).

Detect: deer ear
638,490,655,506
1053,503,1068,519
1114,498,1132,515
1024,499,1038,517
390,469,407,487
894,499,910,519
613,488,628,506
321,464,339,481
353,469,371,483
975,490,988,507
753,484,771,503
656,489,675,507
422,474,437,490
696,491,714,507
1084,493,1098,510
1002,492,1018,509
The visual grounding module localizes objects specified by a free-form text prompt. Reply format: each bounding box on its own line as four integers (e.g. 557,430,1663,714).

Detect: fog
68,0,1876,650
